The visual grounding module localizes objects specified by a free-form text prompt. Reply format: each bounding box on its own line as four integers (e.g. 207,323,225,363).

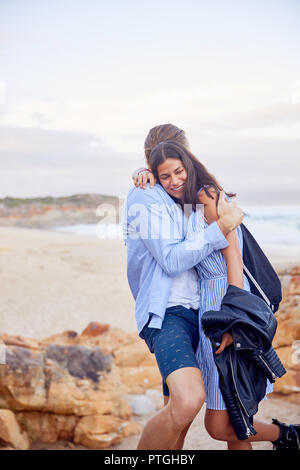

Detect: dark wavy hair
148,140,236,210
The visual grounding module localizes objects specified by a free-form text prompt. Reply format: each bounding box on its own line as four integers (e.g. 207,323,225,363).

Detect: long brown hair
144,124,189,163
148,140,236,210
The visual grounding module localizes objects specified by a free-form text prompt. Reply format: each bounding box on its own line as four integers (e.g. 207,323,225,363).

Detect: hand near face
133,169,156,189
217,191,243,235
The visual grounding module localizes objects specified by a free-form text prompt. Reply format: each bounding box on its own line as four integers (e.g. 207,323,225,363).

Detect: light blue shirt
122,183,229,337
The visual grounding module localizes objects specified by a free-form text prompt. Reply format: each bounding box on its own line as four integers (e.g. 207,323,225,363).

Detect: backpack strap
243,264,274,311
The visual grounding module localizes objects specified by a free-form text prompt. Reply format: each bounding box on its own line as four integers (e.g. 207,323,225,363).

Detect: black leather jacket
201,285,286,440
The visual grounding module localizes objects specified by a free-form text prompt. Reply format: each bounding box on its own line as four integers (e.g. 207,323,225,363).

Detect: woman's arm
198,187,243,288
198,187,244,354
221,230,244,288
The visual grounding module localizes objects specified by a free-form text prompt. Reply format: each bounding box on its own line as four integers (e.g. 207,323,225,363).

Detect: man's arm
126,187,229,277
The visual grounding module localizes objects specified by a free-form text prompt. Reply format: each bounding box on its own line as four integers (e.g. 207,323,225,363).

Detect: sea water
55,204,300,248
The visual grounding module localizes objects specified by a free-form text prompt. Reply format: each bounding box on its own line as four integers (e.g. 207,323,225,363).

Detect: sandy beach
0,225,298,340
0,225,299,450
0,226,136,339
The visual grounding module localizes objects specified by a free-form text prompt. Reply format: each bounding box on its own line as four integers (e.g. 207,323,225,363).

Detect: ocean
54,204,300,248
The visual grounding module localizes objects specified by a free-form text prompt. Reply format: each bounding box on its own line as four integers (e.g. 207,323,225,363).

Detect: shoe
271,418,300,450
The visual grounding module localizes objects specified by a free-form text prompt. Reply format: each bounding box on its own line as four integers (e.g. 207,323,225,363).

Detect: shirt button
236,343,241,348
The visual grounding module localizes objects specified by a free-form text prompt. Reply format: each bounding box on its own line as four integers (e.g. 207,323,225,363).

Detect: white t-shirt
167,267,200,310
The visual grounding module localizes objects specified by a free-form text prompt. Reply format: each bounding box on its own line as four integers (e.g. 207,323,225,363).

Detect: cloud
0,125,143,198
0,124,299,204
195,102,300,132
0,125,139,167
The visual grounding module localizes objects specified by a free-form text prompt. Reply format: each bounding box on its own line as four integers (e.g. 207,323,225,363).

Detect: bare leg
205,410,280,449
227,440,252,450
137,367,205,450
163,395,193,450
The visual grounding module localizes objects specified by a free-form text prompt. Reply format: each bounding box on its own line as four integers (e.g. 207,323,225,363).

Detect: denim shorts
141,305,200,396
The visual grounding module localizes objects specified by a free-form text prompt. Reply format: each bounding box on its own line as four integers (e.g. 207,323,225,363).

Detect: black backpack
240,223,282,313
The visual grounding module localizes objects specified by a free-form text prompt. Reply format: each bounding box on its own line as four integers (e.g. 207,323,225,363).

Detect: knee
205,420,236,441
205,424,226,441
169,391,205,431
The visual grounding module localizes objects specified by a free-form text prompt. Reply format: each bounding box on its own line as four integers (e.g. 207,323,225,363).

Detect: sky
0,0,299,204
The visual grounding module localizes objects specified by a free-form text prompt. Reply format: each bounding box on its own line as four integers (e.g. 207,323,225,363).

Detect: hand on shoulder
133,168,156,189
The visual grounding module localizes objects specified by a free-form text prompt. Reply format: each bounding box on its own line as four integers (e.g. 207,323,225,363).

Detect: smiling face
157,157,187,198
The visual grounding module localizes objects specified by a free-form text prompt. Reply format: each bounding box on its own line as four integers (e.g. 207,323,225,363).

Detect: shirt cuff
204,221,229,250
148,314,163,329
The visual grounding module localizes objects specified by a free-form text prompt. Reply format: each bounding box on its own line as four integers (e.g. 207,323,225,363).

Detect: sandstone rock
0,346,47,410
119,420,142,438
0,334,142,449
273,392,300,405
273,315,300,348
286,276,300,296
73,415,123,449
81,322,110,337
44,363,115,416
0,409,30,450
79,329,128,354
276,345,300,371
273,269,300,406
119,366,162,394
40,330,79,346
2,267,300,448
0,343,115,414
289,266,300,276
45,343,113,382
15,411,79,444
273,369,300,395
0,334,40,350
114,341,156,367
114,398,132,420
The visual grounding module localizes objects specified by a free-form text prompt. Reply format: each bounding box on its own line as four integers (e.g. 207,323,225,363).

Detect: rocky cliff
272,266,300,403
0,194,121,228
0,322,161,450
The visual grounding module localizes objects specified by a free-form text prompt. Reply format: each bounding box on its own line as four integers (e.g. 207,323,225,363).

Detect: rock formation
0,323,161,450
0,194,121,228
0,266,299,450
272,266,300,404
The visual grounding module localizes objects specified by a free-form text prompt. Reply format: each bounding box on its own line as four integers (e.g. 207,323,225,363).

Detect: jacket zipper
258,354,278,380
229,348,251,437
